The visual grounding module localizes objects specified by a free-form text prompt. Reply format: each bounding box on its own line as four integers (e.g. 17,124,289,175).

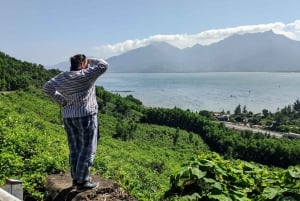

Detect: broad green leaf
203,177,217,184
261,186,280,199
215,164,228,176
203,177,224,191
182,193,202,201
208,189,232,201
231,194,251,201
288,166,300,178
264,178,279,185
229,167,243,174
243,162,257,171
199,159,215,168
191,167,206,179
178,166,190,178
213,181,224,191
229,189,249,201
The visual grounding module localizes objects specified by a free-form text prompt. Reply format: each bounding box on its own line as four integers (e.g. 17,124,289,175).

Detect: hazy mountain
183,30,300,72
48,31,300,72
106,42,182,73
107,31,300,72
47,61,70,71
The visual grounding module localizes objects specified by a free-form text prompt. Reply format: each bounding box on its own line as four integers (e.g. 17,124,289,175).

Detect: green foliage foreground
0,90,209,200
0,91,68,200
165,152,300,201
1,90,300,201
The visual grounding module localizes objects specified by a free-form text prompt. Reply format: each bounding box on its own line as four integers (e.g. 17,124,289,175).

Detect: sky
1,0,300,66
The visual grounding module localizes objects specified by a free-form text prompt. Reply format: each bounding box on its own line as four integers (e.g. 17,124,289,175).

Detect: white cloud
93,20,300,59
278,20,300,40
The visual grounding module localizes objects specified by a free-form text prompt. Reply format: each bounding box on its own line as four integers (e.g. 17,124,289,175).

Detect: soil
45,173,138,201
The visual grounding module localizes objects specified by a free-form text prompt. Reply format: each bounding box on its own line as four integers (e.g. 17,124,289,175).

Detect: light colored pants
63,114,98,182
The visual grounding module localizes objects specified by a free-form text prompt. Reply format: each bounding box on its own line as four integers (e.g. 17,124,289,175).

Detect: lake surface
97,72,300,113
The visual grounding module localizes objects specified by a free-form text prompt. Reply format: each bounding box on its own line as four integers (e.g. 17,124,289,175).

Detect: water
97,72,300,113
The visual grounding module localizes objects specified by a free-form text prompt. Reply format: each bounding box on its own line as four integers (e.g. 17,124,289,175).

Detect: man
43,54,108,191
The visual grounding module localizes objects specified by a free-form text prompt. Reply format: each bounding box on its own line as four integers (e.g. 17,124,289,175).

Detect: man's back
43,58,108,118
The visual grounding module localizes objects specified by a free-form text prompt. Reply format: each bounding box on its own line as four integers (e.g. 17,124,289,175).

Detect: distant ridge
48,31,300,72
48,61,70,72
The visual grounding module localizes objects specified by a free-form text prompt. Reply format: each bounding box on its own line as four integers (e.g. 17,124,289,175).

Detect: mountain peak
49,31,300,73
148,41,178,49
229,30,284,40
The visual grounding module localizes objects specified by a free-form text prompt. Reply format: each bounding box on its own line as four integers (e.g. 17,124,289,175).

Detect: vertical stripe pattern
43,58,108,118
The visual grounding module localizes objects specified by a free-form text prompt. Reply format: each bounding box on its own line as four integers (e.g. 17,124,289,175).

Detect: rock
45,173,137,201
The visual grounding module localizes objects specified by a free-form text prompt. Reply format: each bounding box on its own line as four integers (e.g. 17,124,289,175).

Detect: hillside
1,52,300,200
0,52,60,91
0,51,209,200
0,88,210,201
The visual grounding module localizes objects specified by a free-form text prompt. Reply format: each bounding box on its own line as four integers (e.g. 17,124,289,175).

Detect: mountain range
48,31,300,72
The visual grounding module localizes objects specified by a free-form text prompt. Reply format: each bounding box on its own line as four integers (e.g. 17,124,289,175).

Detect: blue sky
1,0,300,66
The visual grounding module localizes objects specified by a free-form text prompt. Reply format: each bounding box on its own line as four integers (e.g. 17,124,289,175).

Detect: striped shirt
43,58,108,118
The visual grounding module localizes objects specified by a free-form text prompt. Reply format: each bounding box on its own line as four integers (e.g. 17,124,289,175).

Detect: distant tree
251,115,261,125
272,113,289,131
262,109,269,118
115,98,130,115
281,105,293,115
114,118,137,141
247,111,253,118
243,105,247,114
234,104,241,115
125,94,142,105
199,110,213,119
234,115,243,123
293,99,300,112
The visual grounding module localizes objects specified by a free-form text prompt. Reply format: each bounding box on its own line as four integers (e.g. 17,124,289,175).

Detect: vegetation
164,152,300,201
0,51,300,200
226,102,300,134
141,107,300,168
0,51,60,91
0,90,209,200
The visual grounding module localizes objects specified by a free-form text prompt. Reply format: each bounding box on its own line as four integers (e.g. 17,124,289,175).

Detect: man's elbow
43,82,52,95
42,82,48,92
98,59,109,67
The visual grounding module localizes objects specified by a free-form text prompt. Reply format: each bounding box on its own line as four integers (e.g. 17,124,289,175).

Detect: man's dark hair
70,54,86,71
